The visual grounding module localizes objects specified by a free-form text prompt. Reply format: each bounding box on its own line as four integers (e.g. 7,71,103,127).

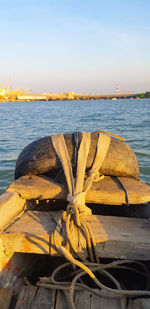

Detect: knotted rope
51,132,110,262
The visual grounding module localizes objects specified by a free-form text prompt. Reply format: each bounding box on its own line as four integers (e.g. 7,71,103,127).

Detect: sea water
0,99,150,193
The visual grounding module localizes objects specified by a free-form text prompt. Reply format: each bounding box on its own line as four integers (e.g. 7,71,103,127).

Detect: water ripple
0,99,150,193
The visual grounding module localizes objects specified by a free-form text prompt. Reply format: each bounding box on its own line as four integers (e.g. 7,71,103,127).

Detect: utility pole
9,76,12,90
116,82,120,95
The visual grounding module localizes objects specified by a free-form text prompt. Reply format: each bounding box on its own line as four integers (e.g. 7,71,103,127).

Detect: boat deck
1,190,150,308
1,210,150,260
0,285,150,309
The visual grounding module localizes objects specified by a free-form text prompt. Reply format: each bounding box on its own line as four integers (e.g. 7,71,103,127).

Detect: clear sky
0,0,150,94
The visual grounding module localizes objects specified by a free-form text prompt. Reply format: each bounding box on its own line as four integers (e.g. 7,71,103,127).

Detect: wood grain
14,287,121,309
128,298,150,309
1,211,150,260
15,286,37,309
32,287,56,309
0,192,26,231
55,291,71,309
7,175,150,205
0,288,13,309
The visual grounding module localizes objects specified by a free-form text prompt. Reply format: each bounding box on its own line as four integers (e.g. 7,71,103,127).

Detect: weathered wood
74,290,91,309
90,291,120,309
75,290,121,309
32,287,56,309
1,211,150,260
15,286,37,309
0,287,13,309
7,175,150,205
14,287,121,309
0,192,28,282
7,176,65,201
0,192,26,231
0,252,36,290
55,290,71,309
128,298,150,309
13,278,24,296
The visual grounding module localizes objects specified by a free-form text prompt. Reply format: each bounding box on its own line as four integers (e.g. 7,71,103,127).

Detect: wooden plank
15,286,37,309
128,298,150,309
7,175,150,205
69,289,121,309
0,192,26,232
0,252,36,290
13,278,24,296
7,176,65,201
0,287,13,309
1,211,150,260
32,287,56,309
90,292,120,309
55,290,71,309
74,290,91,309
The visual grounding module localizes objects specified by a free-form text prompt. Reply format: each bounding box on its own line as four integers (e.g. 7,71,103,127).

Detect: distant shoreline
0,93,141,102
1,90,150,102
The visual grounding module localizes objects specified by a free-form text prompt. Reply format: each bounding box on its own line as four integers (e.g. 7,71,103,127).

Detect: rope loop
87,170,104,182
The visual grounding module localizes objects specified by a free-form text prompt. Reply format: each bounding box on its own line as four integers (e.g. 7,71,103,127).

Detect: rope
111,176,129,206
93,130,125,142
51,132,110,262
37,257,150,309
59,247,150,297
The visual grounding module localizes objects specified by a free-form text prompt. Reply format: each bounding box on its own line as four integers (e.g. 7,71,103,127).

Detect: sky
0,0,150,94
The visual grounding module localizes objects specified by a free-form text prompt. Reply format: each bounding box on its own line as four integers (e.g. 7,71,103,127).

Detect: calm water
0,99,150,193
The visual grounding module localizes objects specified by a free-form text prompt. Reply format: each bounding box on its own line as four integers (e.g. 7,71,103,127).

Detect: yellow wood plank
1,211,150,260
0,192,26,232
7,175,150,205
